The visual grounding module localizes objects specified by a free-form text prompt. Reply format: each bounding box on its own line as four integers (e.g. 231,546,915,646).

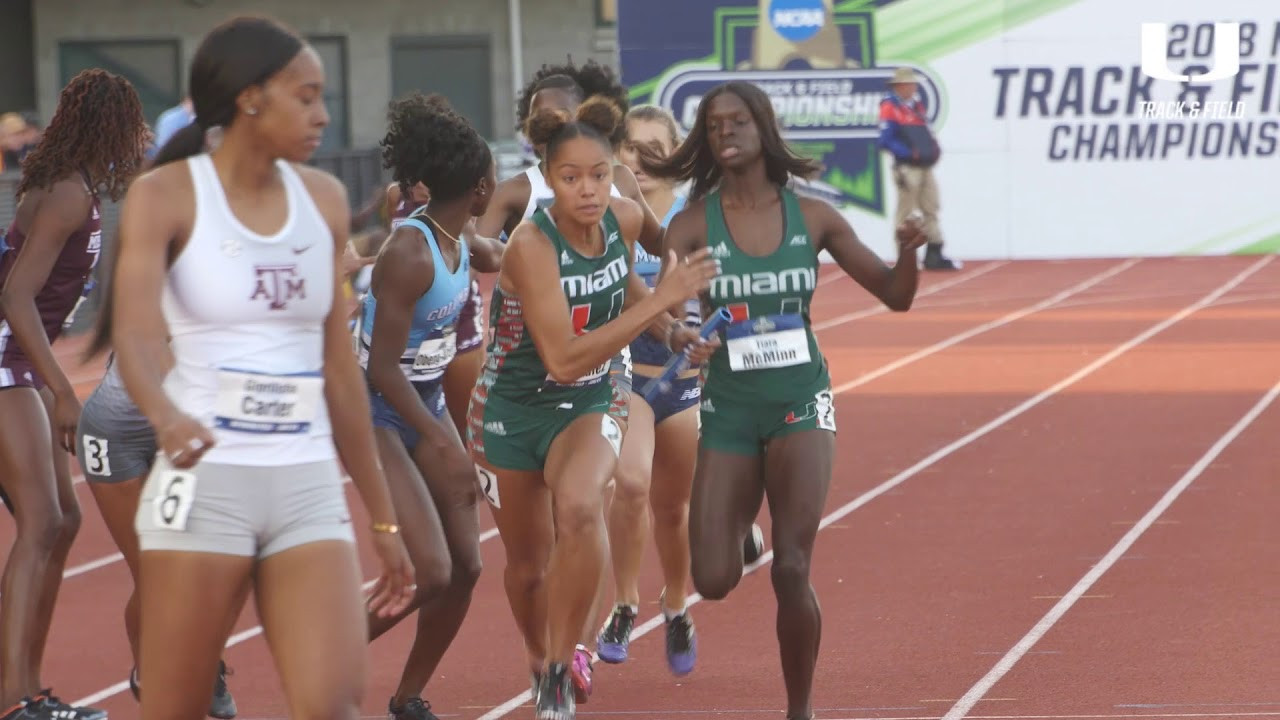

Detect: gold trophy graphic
739,0,859,69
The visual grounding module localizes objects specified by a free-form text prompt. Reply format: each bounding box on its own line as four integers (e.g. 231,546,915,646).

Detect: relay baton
640,307,732,403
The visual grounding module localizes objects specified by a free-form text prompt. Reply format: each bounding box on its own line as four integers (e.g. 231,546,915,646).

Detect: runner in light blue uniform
357,210,471,441
356,91,498,720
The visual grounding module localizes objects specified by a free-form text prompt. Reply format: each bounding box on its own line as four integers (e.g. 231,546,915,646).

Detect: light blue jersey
632,195,687,285
357,215,471,383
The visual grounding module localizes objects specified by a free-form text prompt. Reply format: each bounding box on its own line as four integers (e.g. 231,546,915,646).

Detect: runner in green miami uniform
467,95,718,720
642,80,927,720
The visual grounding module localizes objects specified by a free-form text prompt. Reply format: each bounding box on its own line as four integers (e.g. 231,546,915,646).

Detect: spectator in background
0,113,40,173
150,96,195,155
878,67,957,271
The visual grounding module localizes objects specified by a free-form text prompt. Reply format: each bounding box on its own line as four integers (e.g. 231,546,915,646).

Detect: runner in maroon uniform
0,69,149,720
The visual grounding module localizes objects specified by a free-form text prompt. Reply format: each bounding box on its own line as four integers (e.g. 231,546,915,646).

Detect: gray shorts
76,407,157,484
135,454,355,559
77,364,157,484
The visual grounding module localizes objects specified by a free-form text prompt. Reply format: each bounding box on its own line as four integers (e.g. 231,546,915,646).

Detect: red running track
5,256,1278,720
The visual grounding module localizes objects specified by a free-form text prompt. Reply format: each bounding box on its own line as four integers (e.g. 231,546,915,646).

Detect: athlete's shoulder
794,193,841,234
122,161,193,215
292,163,349,207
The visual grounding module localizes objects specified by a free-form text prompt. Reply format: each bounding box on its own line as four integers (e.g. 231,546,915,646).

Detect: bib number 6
152,470,199,531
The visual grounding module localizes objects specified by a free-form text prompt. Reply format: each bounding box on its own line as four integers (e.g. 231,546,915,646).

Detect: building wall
31,0,618,147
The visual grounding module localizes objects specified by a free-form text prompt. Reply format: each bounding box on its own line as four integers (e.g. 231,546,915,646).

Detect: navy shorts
636,373,701,425
370,380,447,453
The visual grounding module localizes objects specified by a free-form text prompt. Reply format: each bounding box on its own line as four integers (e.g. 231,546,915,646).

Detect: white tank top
521,165,623,221
161,154,336,466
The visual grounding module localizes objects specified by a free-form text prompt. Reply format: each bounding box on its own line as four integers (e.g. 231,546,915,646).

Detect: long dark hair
639,81,820,201
84,15,305,361
17,69,149,202
152,15,304,167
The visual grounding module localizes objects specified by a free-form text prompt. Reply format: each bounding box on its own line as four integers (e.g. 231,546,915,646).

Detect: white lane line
830,259,1137,393
813,261,1007,330
53,260,1013,588
472,255,1272,720
941,376,1280,720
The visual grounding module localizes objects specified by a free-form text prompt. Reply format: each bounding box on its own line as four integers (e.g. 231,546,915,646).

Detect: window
596,0,616,27
58,39,181,126
307,35,350,151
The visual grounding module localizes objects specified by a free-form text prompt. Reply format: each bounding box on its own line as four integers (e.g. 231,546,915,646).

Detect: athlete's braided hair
516,58,630,148
382,93,492,203
16,69,149,202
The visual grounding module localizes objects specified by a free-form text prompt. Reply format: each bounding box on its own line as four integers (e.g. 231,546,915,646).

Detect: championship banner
619,0,1280,260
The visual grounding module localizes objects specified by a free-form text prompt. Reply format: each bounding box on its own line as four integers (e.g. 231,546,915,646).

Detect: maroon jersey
0,195,103,353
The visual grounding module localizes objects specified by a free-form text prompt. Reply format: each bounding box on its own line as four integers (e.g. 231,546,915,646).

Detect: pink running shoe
570,646,593,704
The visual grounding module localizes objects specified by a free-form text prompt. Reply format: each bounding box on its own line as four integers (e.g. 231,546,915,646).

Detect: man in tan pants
877,67,957,270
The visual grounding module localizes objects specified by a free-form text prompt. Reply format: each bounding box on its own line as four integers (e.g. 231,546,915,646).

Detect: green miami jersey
478,206,630,409
702,187,830,403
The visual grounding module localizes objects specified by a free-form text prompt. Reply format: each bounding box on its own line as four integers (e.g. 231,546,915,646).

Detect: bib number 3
152,470,198,531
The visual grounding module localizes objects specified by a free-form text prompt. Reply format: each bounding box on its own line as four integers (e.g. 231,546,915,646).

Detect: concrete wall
31,0,618,147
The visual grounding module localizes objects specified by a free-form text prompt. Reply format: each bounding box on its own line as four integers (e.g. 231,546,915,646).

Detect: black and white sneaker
388,696,438,720
535,663,575,720
27,690,106,720
743,523,765,565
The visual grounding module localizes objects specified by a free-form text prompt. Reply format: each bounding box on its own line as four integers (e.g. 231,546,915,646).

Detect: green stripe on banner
1231,233,1280,255
875,0,1083,63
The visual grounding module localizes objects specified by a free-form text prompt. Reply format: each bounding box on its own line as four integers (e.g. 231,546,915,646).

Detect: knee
554,496,604,538
504,558,546,597
56,501,82,545
691,554,739,601
452,548,482,594
649,492,688,530
19,505,67,551
410,552,454,607
770,552,813,599
612,463,650,507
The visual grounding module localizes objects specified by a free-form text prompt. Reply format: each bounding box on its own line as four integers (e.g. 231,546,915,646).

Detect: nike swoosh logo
292,246,312,255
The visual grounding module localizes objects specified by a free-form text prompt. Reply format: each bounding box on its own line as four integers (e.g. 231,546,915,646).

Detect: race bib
213,369,322,434
726,314,811,371
151,470,198,531
412,328,457,374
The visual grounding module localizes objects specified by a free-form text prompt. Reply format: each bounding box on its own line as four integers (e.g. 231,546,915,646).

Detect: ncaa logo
769,0,825,43
1140,22,1241,82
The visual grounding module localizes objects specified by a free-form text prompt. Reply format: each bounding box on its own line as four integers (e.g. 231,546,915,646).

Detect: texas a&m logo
250,265,306,310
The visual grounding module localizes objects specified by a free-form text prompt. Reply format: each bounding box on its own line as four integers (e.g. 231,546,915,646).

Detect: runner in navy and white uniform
355,91,502,720
102,17,413,720
0,68,149,720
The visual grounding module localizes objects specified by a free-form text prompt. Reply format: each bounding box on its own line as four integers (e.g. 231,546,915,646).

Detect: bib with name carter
213,369,323,434
702,186,829,403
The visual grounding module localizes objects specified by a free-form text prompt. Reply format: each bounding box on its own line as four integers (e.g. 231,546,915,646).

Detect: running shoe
744,523,765,564
529,670,542,705
535,663,575,720
128,666,141,701
209,660,237,719
664,609,698,676
596,604,636,664
26,690,106,720
0,699,35,720
388,696,439,720
570,645,593,704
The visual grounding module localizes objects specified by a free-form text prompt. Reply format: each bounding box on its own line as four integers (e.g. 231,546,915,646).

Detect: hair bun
525,106,573,148
574,96,623,141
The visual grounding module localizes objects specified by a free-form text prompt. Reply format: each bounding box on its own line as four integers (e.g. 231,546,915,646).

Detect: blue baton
639,307,732,403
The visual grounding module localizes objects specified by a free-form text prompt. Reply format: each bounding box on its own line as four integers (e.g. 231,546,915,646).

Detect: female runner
108,16,413,720
467,96,718,720
0,68,148,720
357,91,502,720
643,81,926,720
